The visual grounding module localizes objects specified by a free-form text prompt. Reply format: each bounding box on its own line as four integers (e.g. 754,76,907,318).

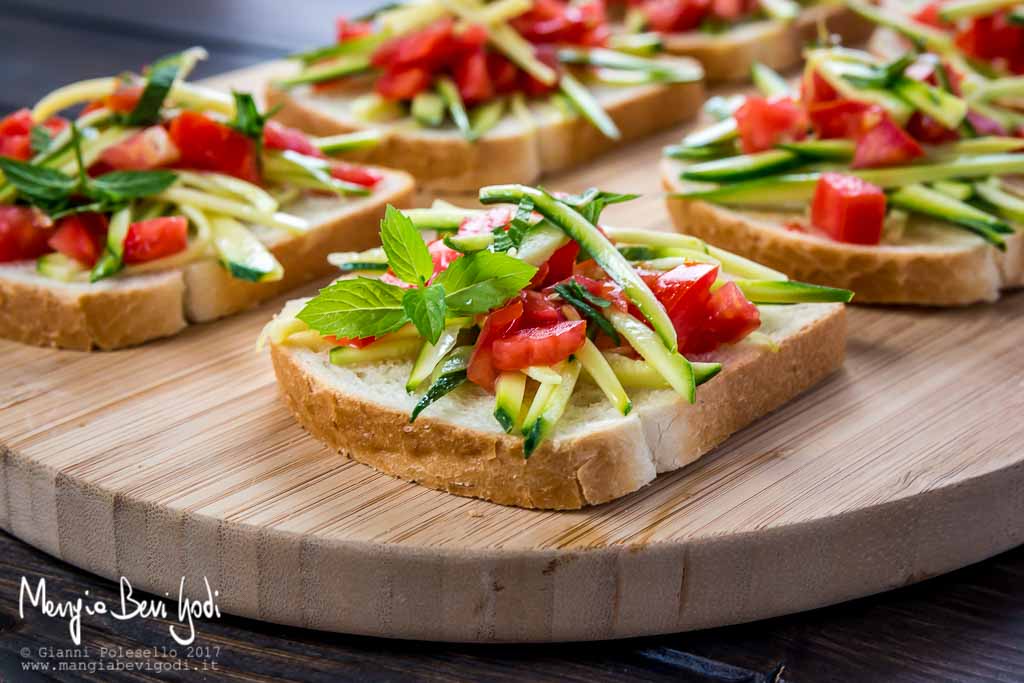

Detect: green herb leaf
579,191,639,224
380,204,434,286
402,284,447,344
554,281,620,345
410,369,467,422
30,125,53,155
123,52,183,126
228,91,280,141
297,277,409,338
0,157,75,205
434,250,537,314
89,170,178,203
490,198,535,252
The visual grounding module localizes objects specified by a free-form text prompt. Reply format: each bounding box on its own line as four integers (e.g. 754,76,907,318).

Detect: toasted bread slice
0,169,414,350
266,61,704,192
655,4,875,82
661,159,1024,306
270,302,845,509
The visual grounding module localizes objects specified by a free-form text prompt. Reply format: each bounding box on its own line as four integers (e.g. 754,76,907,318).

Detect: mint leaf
492,197,533,252
123,53,183,126
380,204,434,286
434,250,537,314
402,284,447,344
30,125,53,156
0,157,75,205
579,191,639,224
554,281,619,344
89,170,178,203
229,91,280,141
297,277,409,338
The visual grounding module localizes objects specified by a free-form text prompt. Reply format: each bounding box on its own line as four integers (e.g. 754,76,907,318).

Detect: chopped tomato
375,67,433,101
529,262,550,289
710,0,752,20
427,239,462,274
541,241,580,287
373,19,457,71
853,113,924,168
381,271,416,289
955,13,1024,74
122,216,188,264
911,1,948,29
801,69,839,105
519,45,562,97
492,319,587,371
0,109,33,138
263,120,325,158
906,112,959,145
48,213,107,267
459,206,514,235
467,299,524,390
652,263,719,317
83,84,144,115
734,96,808,153
807,100,877,140
521,290,564,327
487,53,521,94
336,17,373,42
810,173,886,245
168,111,261,184
330,161,383,187
0,206,52,262
0,109,46,161
0,135,30,160
640,0,710,33
99,125,181,171
455,49,494,106
513,0,610,46
704,282,760,346
324,335,375,348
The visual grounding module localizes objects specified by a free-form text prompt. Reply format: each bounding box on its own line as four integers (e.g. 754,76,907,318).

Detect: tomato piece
734,96,808,153
324,335,375,348
427,239,462,275
122,216,188,264
263,120,325,158
519,45,562,97
168,111,261,183
0,108,34,160
652,263,719,317
0,109,32,138
0,135,30,160
541,240,580,287
955,12,1024,69
521,290,564,327
711,0,752,21
373,19,456,71
329,161,383,187
641,0,710,32
336,17,373,42
528,262,550,288
705,282,760,346
467,299,525,391
906,112,959,145
0,206,53,262
375,67,433,101
852,113,924,168
487,53,521,94
810,172,886,245
48,213,107,267
806,99,875,140
99,125,181,171
107,85,144,113
801,69,839,105
492,319,587,371
911,1,949,29
458,206,514,235
455,49,494,106
513,0,609,45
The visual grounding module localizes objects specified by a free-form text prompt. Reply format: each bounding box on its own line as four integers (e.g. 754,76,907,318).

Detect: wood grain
2,63,1024,643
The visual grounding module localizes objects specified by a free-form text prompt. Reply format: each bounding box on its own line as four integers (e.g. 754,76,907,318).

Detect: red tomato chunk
0,206,53,262
48,213,108,267
734,96,807,153
811,173,886,245
168,112,261,184
492,319,587,371
123,216,188,264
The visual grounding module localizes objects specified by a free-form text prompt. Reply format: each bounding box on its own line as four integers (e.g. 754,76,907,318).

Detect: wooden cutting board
2,64,1023,643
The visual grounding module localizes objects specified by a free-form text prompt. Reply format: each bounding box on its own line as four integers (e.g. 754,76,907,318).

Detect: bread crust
270,304,846,510
0,169,415,350
661,159,1024,306
659,5,876,82
266,62,705,192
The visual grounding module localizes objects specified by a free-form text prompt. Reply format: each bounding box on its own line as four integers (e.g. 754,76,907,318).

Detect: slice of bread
270,301,845,509
0,169,414,350
266,60,705,192
661,158,1024,306
655,4,876,82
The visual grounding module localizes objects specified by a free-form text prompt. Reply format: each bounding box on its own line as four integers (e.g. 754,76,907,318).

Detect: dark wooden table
1,1,1022,680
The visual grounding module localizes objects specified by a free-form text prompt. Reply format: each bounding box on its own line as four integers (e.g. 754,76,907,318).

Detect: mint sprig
381,204,434,286
122,52,182,127
297,277,408,338
434,250,537,313
402,284,447,344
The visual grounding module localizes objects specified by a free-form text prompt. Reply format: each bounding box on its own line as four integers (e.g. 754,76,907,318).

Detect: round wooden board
2,66,1023,641
4,275,1023,644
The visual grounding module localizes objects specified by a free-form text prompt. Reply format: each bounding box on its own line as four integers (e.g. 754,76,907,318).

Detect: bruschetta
0,48,414,350
265,0,705,192
262,186,851,509
661,45,1024,306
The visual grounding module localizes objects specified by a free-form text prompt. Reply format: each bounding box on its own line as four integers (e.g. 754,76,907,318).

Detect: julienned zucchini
444,232,494,253
405,207,480,231
479,185,679,352
406,322,463,391
37,252,85,281
410,346,472,422
210,216,284,282
522,359,582,458
726,280,855,304
330,337,421,366
778,139,855,161
412,92,445,127
515,222,571,265
89,205,133,282
605,308,695,403
889,184,1010,249
680,150,801,182
575,338,631,416
974,179,1024,224
494,372,527,433
604,353,721,389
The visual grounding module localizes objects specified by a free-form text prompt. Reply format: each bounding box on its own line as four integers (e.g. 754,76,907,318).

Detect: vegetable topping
268,188,852,457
